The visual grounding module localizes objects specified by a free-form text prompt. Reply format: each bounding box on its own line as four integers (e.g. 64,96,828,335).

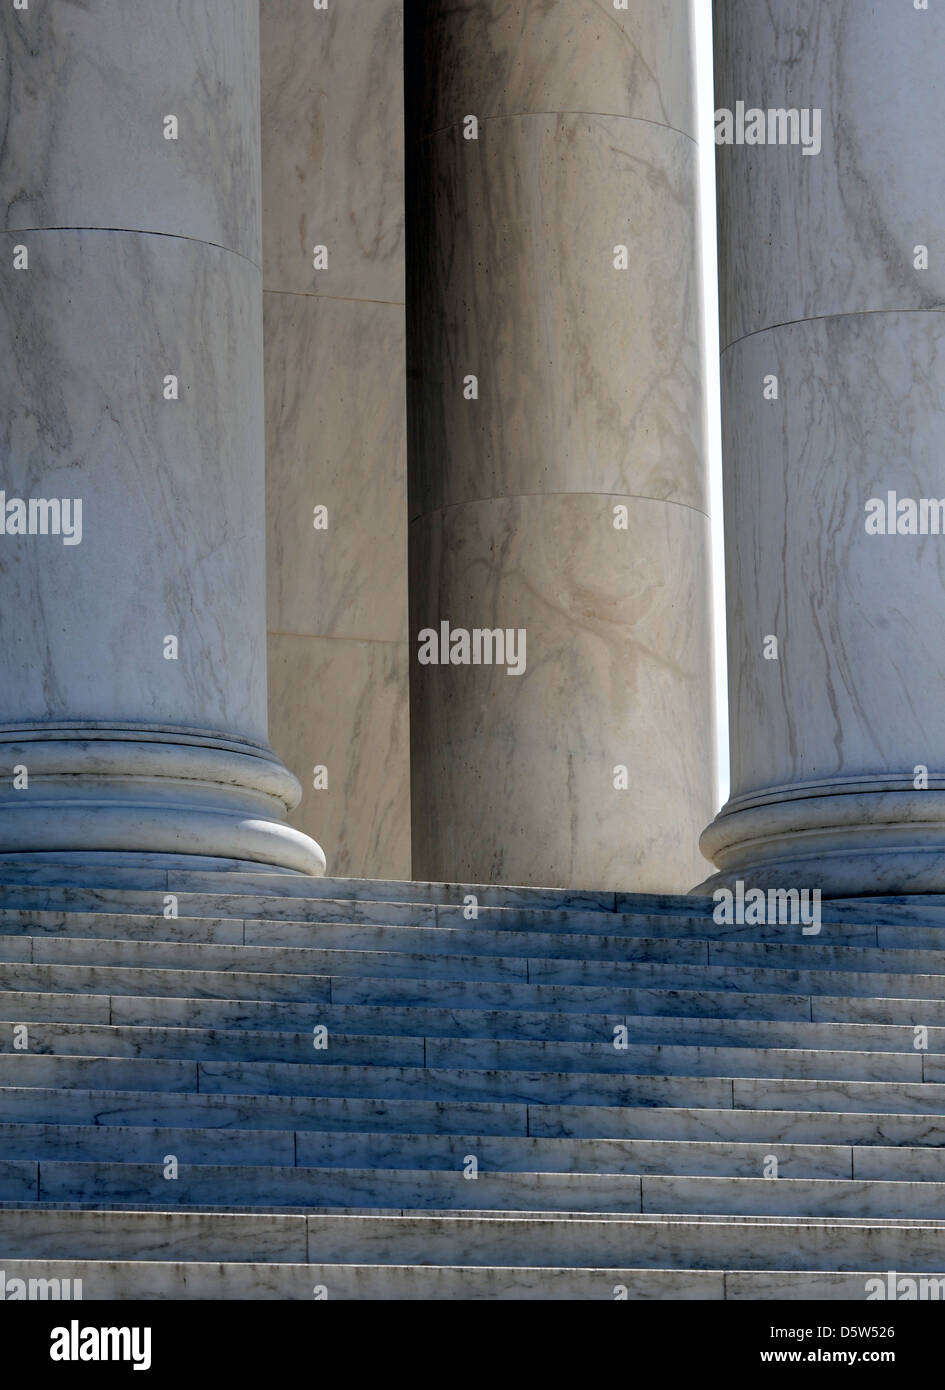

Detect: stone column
0,0,324,875
406,0,715,890
701,1,945,895
260,0,410,880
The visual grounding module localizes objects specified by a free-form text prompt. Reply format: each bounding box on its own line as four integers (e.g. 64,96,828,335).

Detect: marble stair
3,867,945,1298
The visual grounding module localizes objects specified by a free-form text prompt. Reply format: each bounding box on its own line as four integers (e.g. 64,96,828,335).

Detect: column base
695,779,945,897
0,724,325,877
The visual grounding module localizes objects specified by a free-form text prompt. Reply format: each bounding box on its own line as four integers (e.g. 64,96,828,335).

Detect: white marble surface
701,312,945,894
0,230,265,737
265,294,407,642
268,634,410,879
0,1257,725,1300
260,0,408,879
0,226,321,872
0,0,261,262
410,495,715,891
409,115,706,515
2,1207,308,1261
714,0,945,347
704,0,945,894
260,0,404,302
412,0,698,139
408,3,714,891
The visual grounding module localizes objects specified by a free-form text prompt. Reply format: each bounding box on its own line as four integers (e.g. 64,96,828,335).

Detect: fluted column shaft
702,0,945,895
0,0,324,874
406,0,715,890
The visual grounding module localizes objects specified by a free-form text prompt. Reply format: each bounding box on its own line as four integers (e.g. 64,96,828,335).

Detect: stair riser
4,1088,945,1148
0,1086,529,1135
4,990,938,1054
0,1122,871,1179
0,889,438,928
0,1022,929,1082
9,932,945,989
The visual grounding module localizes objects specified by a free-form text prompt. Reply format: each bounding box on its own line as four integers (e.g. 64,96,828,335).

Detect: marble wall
702,0,945,894
261,0,411,879
407,0,716,890
0,0,323,873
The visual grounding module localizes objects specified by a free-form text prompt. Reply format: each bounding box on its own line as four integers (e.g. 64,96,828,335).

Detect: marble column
701,1,945,895
261,0,411,879
406,0,715,890
0,0,324,875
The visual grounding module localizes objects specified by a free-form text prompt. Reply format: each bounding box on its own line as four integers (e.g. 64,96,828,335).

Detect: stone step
17,901,945,956
35,1159,644,1212
0,962,815,1021
0,1084,530,1136
0,1121,295,1165
0,1120,862,1179
0,1021,932,1083
0,864,622,913
4,876,945,1299
325,973,945,1025
304,1210,945,1271
0,910,245,945
0,886,439,926
0,1257,729,1300
2,1257,931,1299
0,1053,733,1105
7,1205,945,1272
2,935,534,982
5,900,945,967
421,1037,923,1082
0,989,622,1041
20,1120,945,1183
0,905,881,959
9,1052,945,1113
4,1086,945,1148
16,1157,945,1218
9,959,945,1033
3,884,940,956
533,1102,945,1146
8,865,945,929
5,986,942,1053
11,1252,928,1300
11,934,945,1005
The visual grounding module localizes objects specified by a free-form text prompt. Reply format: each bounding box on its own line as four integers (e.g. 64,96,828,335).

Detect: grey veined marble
701,1,945,896
714,0,945,347
260,0,409,877
0,5,323,875
407,0,715,890
0,0,262,263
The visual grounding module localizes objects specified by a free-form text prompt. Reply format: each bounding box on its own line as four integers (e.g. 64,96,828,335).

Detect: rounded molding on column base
695,779,945,897
0,725,326,877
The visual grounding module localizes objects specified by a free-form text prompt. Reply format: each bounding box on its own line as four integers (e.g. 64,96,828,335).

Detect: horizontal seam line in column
721,304,945,355
268,630,408,645
6,225,262,272
263,288,406,308
421,110,698,147
411,491,710,520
